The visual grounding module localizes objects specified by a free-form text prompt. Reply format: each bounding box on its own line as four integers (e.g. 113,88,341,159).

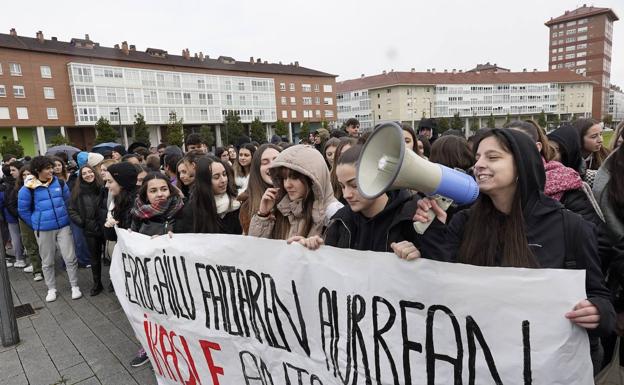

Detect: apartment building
0,29,337,155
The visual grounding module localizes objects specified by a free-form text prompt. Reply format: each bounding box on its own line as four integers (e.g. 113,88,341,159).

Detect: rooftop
545,5,619,26
337,69,596,93
0,29,336,78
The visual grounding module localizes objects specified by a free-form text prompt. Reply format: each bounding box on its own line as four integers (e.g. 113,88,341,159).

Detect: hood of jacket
269,144,337,223
24,174,53,190
548,123,583,172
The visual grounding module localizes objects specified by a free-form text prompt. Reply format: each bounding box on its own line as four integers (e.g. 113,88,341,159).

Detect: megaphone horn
356,122,479,205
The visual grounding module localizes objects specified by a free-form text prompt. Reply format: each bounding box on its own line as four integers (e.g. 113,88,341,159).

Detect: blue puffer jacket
18,176,71,231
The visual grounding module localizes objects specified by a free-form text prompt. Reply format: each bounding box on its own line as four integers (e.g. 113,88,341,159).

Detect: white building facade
68,62,277,144
608,87,624,123
336,88,373,131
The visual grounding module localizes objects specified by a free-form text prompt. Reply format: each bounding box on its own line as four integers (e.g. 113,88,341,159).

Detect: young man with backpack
17,156,82,302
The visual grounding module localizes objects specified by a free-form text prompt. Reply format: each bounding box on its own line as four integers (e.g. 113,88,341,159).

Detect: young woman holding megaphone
399,128,614,373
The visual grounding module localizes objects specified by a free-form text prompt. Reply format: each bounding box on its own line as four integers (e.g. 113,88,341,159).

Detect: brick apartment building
545,5,619,119
0,29,337,155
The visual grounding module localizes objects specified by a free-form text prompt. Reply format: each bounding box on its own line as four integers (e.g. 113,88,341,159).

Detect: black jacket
422,129,615,338
68,182,104,237
131,210,184,236
174,199,242,235
102,189,136,242
324,189,418,252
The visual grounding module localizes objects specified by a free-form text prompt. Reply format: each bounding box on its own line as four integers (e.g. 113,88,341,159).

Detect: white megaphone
357,122,479,231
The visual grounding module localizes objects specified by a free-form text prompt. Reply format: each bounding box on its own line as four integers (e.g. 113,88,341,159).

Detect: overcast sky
2,0,623,85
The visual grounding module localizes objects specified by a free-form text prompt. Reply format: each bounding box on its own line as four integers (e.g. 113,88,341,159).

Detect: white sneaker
23,265,33,273
46,289,57,302
71,287,82,300
33,273,43,282
6,261,13,267
13,260,27,268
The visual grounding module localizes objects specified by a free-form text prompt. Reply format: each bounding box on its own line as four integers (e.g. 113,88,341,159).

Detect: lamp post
116,107,128,148
0,228,19,347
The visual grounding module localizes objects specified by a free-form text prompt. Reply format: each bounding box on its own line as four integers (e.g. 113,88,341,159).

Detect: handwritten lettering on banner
110,230,593,385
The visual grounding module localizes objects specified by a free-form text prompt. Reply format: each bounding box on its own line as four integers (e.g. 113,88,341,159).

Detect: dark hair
133,147,150,161
164,153,181,174
607,129,624,220
269,167,315,239
244,144,282,222
233,143,256,178
215,147,228,159
190,157,237,233
429,136,475,171
504,120,554,161
121,153,140,162
330,137,358,199
8,160,23,172
16,164,30,188
137,172,178,205
71,165,103,200
401,124,417,151
336,145,362,166
416,135,432,157
30,156,55,176
345,118,360,128
185,133,204,147
145,154,161,172
157,143,167,150
54,151,68,164
330,129,347,138
468,128,492,150
2,154,16,163
574,118,609,169
51,156,68,180
112,184,137,224
458,130,538,268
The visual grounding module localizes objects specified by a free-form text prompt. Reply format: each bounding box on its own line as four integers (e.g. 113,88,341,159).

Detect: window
16,107,28,119
566,21,576,26
280,82,286,91
323,85,333,93
144,90,158,104
73,66,92,82
47,108,58,120
576,43,587,49
551,48,557,54
13,85,25,98
0,107,8,119
0,85,5,97
76,87,96,103
577,52,586,58
315,110,321,118
324,110,334,118
302,84,311,92
577,26,587,33
314,84,320,92
551,56,557,61
565,53,575,59
9,63,21,76
290,96,296,105
0,63,2,75
558,47,563,53
291,110,296,118
40,66,52,78
303,97,312,105
289,83,295,91
565,37,576,43
315,97,320,105
43,87,55,99
551,65,557,70
566,29,576,35
281,110,288,119
323,97,333,105
238,82,245,91
281,96,287,105
183,92,191,105
576,60,587,66
565,46,575,52
577,35,587,41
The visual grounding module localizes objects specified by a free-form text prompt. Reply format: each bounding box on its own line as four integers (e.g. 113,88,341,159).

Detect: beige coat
248,145,342,239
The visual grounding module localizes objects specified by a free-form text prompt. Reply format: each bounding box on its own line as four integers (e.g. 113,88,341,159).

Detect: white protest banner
110,229,594,385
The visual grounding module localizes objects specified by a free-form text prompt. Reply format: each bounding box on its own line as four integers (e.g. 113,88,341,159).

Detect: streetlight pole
0,228,19,347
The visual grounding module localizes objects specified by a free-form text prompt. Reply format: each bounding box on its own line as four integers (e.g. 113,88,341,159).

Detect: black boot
90,260,103,296
90,284,103,296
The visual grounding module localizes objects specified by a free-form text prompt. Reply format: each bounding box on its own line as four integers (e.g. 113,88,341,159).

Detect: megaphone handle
413,209,435,235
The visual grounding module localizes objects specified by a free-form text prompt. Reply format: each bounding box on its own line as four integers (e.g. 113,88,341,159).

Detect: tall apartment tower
545,5,618,119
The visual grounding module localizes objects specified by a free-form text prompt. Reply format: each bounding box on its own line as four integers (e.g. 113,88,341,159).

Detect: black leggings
85,236,104,287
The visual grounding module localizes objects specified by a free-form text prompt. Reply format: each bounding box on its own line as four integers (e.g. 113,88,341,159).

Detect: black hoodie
324,189,419,252
548,123,584,173
423,129,615,339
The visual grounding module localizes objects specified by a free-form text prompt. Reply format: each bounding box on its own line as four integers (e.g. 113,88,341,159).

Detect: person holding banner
403,128,615,372
300,145,422,254
102,162,138,242
238,144,282,234
130,173,185,236
175,157,242,235
249,145,342,240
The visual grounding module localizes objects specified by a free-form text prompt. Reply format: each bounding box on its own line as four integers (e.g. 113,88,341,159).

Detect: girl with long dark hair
102,162,138,242
176,150,204,197
176,156,241,234
238,144,281,234
575,118,609,171
68,165,105,296
130,173,184,236
399,129,615,372
233,143,256,194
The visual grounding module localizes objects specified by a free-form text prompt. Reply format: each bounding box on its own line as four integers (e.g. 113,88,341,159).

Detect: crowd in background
1,116,623,373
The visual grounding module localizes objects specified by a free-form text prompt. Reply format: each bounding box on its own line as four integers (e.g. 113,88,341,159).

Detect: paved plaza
0,261,157,385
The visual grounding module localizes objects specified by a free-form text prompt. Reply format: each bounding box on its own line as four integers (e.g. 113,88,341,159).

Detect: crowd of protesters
1,116,623,373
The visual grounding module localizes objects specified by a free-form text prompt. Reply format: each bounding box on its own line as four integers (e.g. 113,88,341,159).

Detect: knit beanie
107,162,138,190
112,145,127,156
87,153,104,167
